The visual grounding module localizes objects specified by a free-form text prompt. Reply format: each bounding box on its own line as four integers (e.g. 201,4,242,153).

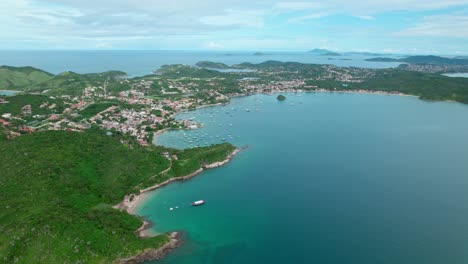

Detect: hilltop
0,66,53,89
195,61,231,69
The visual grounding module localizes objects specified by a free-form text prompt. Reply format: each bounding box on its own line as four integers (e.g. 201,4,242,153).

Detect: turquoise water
0,90,19,96
0,51,400,76
137,93,468,264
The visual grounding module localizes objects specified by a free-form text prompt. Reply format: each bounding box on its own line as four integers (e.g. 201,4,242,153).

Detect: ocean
0,50,400,77
137,92,468,264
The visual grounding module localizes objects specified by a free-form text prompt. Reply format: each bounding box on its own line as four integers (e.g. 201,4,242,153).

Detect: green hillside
0,66,54,90
27,71,127,96
305,69,468,103
0,130,236,263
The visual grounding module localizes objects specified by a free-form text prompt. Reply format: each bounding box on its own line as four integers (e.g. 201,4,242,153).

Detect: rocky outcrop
116,232,180,264
203,149,240,169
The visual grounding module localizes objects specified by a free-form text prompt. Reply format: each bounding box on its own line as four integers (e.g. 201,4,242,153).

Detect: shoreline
123,148,240,215
114,148,240,263
118,232,181,264
152,102,228,146
117,89,411,263
152,129,169,145
238,88,416,98
152,89,416,146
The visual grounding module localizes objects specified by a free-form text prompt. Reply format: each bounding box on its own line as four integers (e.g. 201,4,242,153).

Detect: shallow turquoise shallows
137,93,468,264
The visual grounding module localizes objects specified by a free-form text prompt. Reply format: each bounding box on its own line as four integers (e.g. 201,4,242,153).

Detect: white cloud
1,0,468,50
205,41,224,49
397,14,468,38
287,12,332,23
354,15,375,20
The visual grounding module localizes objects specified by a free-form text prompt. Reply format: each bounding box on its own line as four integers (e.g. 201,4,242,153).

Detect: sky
1,0,468,54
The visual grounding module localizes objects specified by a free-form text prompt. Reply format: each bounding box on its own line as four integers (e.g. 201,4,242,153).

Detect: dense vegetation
0,130,235,263
155,64,229,79
28,71,128,96
277,95,286,101
305,69,468,103
195,61,231,69
0,66,53,90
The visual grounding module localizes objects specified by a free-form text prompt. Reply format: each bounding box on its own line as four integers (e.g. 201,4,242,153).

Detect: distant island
308,48,334,54
277,94,286,101
366,55,468,73
322,52,341,56
253,52,272,56
366,55,468,65
308,49,388,57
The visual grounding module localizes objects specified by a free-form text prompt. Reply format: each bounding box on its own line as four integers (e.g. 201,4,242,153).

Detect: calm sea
138,93,468,264
0,50,400,76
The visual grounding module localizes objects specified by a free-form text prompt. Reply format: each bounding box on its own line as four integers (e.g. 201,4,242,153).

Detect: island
277,94,286,101
2,59,468,262
308,48,334,54
366,55,468,73
253,52,272,56
322,52,342,56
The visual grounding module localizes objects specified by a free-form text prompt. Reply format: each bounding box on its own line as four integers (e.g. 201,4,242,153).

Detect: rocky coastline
117,232,181,264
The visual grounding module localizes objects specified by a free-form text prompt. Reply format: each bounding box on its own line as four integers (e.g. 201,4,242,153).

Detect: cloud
354,15,375,20
1,0,468,50
287,12,332,23
397,14,468,38
205,41,224,49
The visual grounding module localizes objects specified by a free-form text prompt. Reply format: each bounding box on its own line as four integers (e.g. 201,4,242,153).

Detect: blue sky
1,0,468,54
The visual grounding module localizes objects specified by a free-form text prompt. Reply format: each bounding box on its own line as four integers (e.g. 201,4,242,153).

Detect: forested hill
0,66,54,89
0,130,235,263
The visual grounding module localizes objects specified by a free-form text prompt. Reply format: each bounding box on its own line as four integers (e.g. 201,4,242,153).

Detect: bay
136,93,468,264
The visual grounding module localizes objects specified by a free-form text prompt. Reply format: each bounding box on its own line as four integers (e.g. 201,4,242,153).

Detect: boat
192,200,205,206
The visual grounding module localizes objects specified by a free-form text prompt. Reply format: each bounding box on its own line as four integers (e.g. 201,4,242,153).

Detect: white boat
192,200,205,206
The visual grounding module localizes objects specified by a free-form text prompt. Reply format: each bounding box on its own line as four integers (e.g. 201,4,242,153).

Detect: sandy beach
117,148,240,216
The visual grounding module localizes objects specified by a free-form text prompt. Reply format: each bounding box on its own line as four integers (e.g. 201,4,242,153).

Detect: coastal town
0,61,448,145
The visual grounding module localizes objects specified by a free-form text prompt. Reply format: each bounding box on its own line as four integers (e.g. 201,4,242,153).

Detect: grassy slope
0,66,54,89
0,130,236,263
